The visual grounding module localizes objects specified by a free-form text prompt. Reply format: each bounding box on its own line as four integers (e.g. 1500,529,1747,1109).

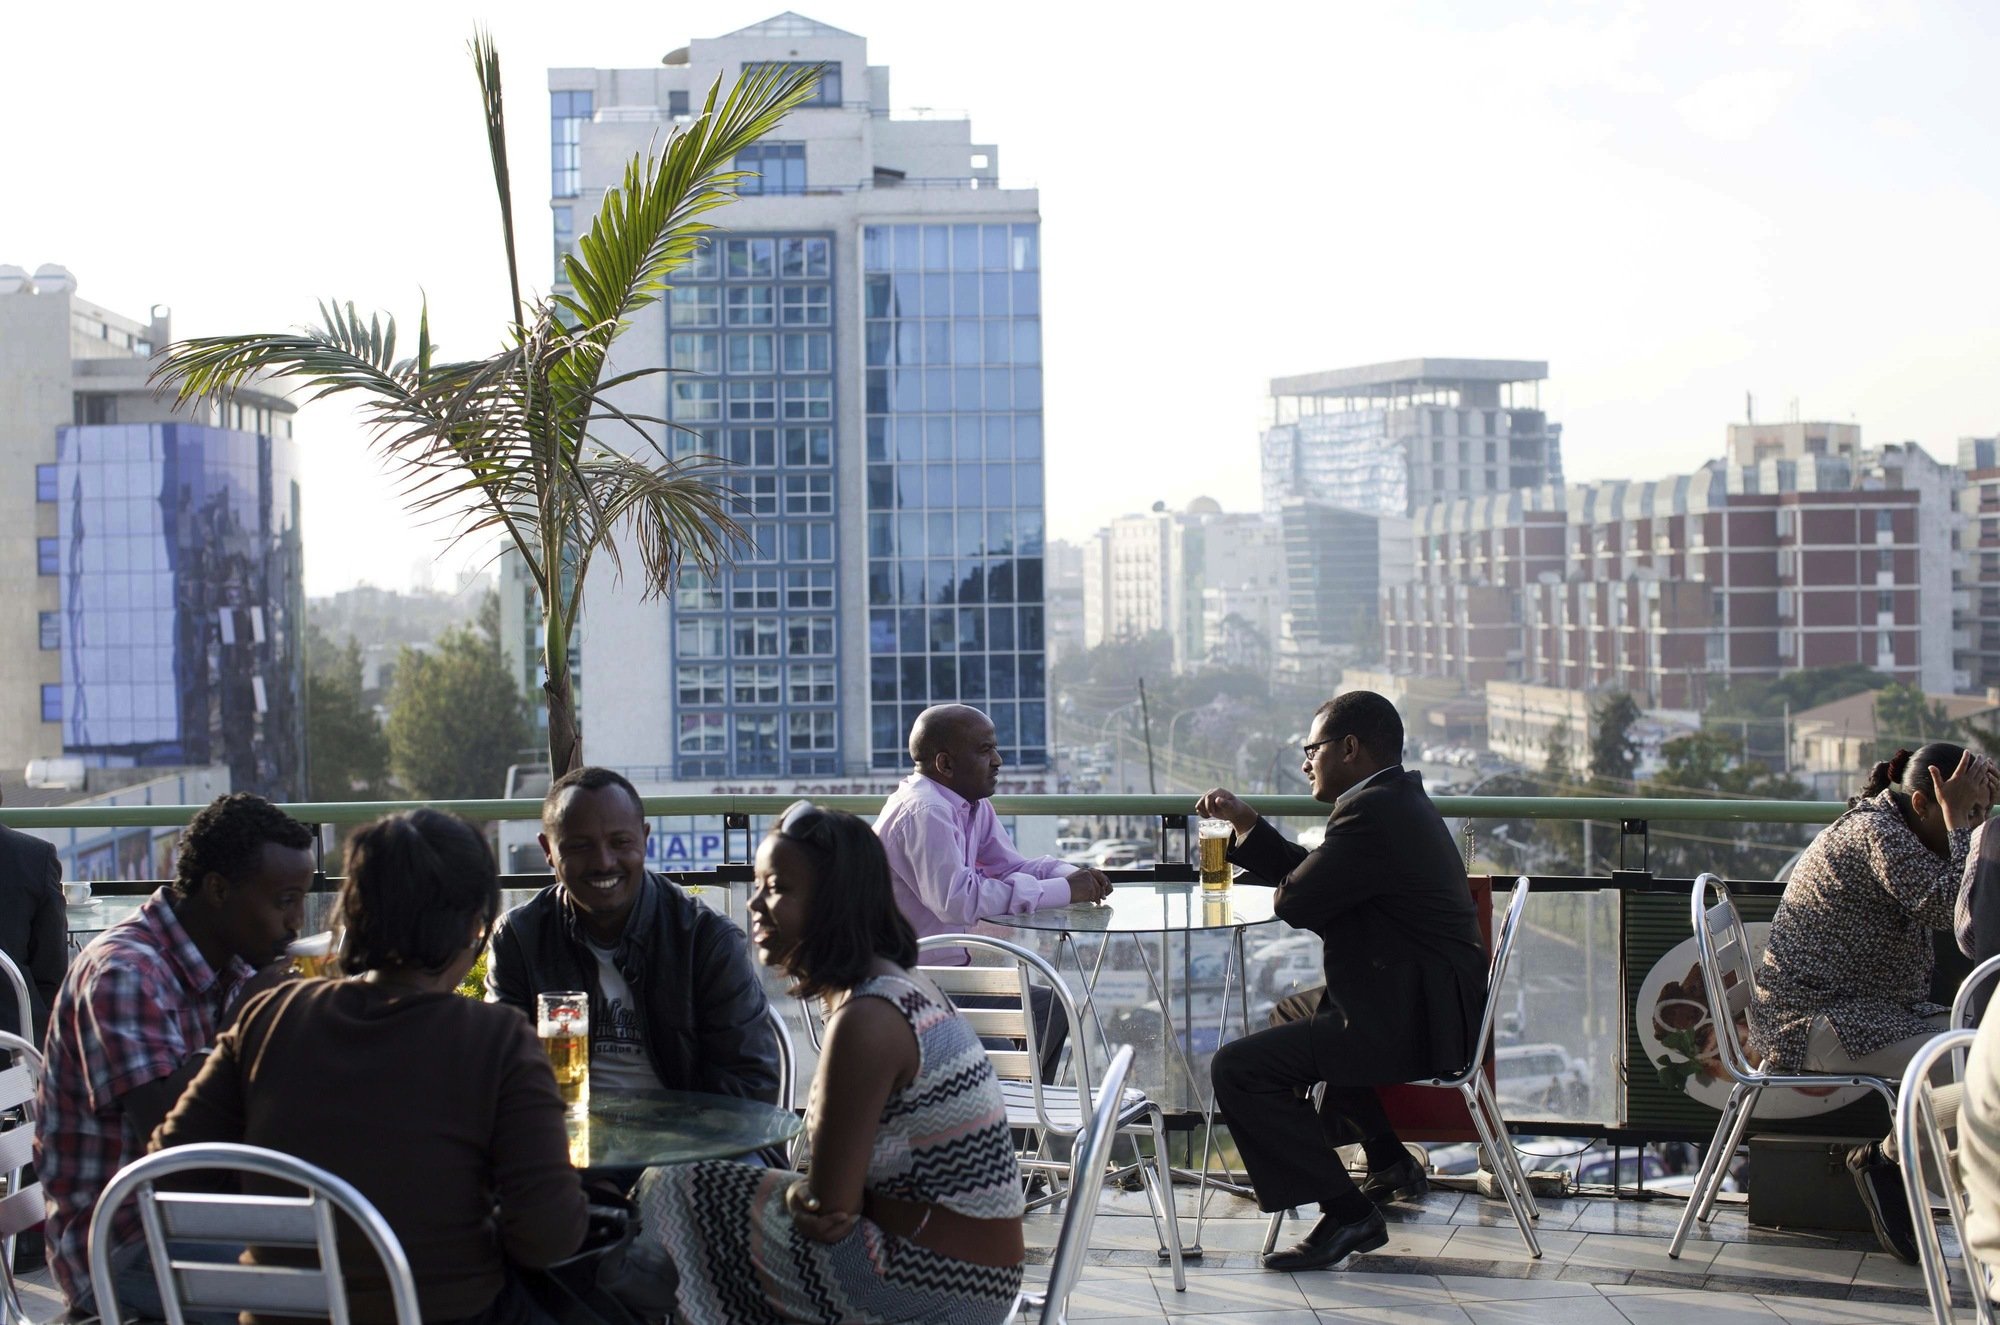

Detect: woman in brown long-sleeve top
154,810,588,1325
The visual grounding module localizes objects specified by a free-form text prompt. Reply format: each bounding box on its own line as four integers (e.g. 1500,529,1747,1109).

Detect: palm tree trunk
545,672,582,778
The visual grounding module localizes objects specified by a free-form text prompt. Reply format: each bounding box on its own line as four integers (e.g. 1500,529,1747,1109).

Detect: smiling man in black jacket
1198,690,1486,1272
487,766,779,1105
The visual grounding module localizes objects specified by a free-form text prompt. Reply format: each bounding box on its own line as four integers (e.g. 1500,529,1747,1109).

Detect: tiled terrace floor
10,1183,1965,1322
1019,1182,1967,1324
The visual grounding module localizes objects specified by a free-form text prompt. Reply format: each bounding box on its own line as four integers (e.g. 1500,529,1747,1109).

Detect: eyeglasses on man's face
1301,735,1341,760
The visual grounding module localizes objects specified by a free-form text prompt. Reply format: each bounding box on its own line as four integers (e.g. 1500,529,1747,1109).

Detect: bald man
874,704,1111,1081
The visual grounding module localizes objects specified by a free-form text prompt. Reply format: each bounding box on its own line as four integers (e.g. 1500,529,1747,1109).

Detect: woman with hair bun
152,809,587,1324
1748,741,1998,1264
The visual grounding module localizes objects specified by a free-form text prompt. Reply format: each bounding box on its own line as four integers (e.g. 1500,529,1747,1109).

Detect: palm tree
151,32,819,777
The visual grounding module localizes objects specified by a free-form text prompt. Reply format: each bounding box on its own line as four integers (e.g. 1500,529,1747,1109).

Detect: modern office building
1260,358,1564,519
0,266,304,796
552,14,1049,793
1380,423,1963,707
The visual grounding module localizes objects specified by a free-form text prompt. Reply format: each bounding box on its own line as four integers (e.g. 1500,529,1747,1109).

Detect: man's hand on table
1195,788,1259,840
1066,866,1114,905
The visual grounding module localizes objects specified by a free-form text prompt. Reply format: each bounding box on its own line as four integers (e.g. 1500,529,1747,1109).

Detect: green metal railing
0,793,1853,831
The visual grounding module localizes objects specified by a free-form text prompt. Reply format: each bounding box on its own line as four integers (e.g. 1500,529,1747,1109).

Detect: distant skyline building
1260,358,1563,519
552,13,1050,790
1379,422,1962,707
0,267,303,796
1079,500,1283,673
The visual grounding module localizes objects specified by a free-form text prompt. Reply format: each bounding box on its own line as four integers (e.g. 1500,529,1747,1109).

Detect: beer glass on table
1198,818,1233,894
538,991,590,1115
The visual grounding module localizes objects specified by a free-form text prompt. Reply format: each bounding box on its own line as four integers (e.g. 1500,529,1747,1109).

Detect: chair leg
1140,1109,1186,1292
1699,1086,1757,1226
1461,1081,1541,1258
1473,1074,1540,1221
1670,1083,1749,1258
1262,1208,1288,1255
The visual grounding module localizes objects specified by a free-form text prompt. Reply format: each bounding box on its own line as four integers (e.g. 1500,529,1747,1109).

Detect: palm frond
471,29,524,325
561,449,746,619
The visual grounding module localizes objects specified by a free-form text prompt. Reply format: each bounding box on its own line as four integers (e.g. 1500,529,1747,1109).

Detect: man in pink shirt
875,704,1112,1080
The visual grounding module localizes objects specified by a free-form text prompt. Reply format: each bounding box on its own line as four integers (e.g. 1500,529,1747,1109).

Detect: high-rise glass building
56,424,304,794
0,269,303,797
555,14,1048,791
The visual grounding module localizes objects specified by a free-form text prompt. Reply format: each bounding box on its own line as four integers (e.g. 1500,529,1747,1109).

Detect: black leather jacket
487,872,780,1103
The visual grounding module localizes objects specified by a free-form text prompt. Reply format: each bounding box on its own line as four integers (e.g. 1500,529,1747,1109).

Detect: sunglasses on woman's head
776,799,834,846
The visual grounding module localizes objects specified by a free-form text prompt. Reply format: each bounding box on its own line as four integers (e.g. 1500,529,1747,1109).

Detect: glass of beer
287,931,337,978
1198,819,1233,893
538,991,590,1116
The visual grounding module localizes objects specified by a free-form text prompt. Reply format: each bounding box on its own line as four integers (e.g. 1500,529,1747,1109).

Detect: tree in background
1705,663,1888,771
1644,729,1813,879
152,36,819,778
304,624,389,801
305,626,390,801
1588,692,1642,785
1872,682,1962,762
385,624,532,801
1542,718,1573,782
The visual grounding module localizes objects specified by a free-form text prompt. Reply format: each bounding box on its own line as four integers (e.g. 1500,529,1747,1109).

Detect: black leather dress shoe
1261,1207,1389,1271
1358,1155,1429,1205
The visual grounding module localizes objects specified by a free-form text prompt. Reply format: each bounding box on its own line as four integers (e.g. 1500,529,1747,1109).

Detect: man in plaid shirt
37,793,313,1315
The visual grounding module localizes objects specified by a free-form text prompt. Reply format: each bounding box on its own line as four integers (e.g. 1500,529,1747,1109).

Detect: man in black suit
0,814,66,1045
1198,690,1486,1271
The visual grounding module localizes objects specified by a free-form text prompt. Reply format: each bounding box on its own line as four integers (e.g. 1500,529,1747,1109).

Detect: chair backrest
88,1142,423,1325
0,1031,42,1237
918,933,1091,1135
0,952,31,1044
1894,1028,1987,1324
1462,878,1531,1078
1956,954,2000,1031
1691,874,1761,1086
1033,1045,1134,1325
766,999,797,1113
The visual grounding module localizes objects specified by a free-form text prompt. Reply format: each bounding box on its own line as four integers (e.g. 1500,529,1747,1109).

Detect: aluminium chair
1955,956,2000,1033
1263,876,1543,1259
766,999,801,1166
920,933,1186,1293
0,953,30,1045
87,1141,422,1325
1668,873,1901,1258
1897,1028,1993,1325
0,1031,43,1325
1007,1045,1137,1325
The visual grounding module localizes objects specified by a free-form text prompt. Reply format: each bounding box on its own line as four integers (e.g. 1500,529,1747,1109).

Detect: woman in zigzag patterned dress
629,802,1025,1324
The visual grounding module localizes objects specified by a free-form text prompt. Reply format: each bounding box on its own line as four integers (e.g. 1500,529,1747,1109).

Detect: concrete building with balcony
0,267,303,796
549,14,1051,811
1381,423,1961,709
1958,436,2000,691
1260,358,1564,520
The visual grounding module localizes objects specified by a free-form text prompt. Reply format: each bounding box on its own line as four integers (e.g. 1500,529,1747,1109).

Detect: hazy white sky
8,0,1997,593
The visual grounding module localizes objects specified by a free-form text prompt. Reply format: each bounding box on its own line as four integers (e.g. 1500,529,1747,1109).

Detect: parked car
1493,1042,1592,1115
1247,935,1323,1001
1093,844,1156,870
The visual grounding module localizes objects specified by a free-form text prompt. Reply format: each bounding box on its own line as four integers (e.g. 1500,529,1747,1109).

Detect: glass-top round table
988,879,1284,1256
566,1089,801,1171
992,881,1276,934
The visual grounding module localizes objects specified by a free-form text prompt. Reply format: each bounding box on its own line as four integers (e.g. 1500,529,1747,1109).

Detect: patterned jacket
1749,791,1969,1070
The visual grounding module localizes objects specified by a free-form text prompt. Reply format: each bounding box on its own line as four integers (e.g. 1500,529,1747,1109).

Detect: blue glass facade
666,233,841,779
863,222,1047,769
53,423,305,797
